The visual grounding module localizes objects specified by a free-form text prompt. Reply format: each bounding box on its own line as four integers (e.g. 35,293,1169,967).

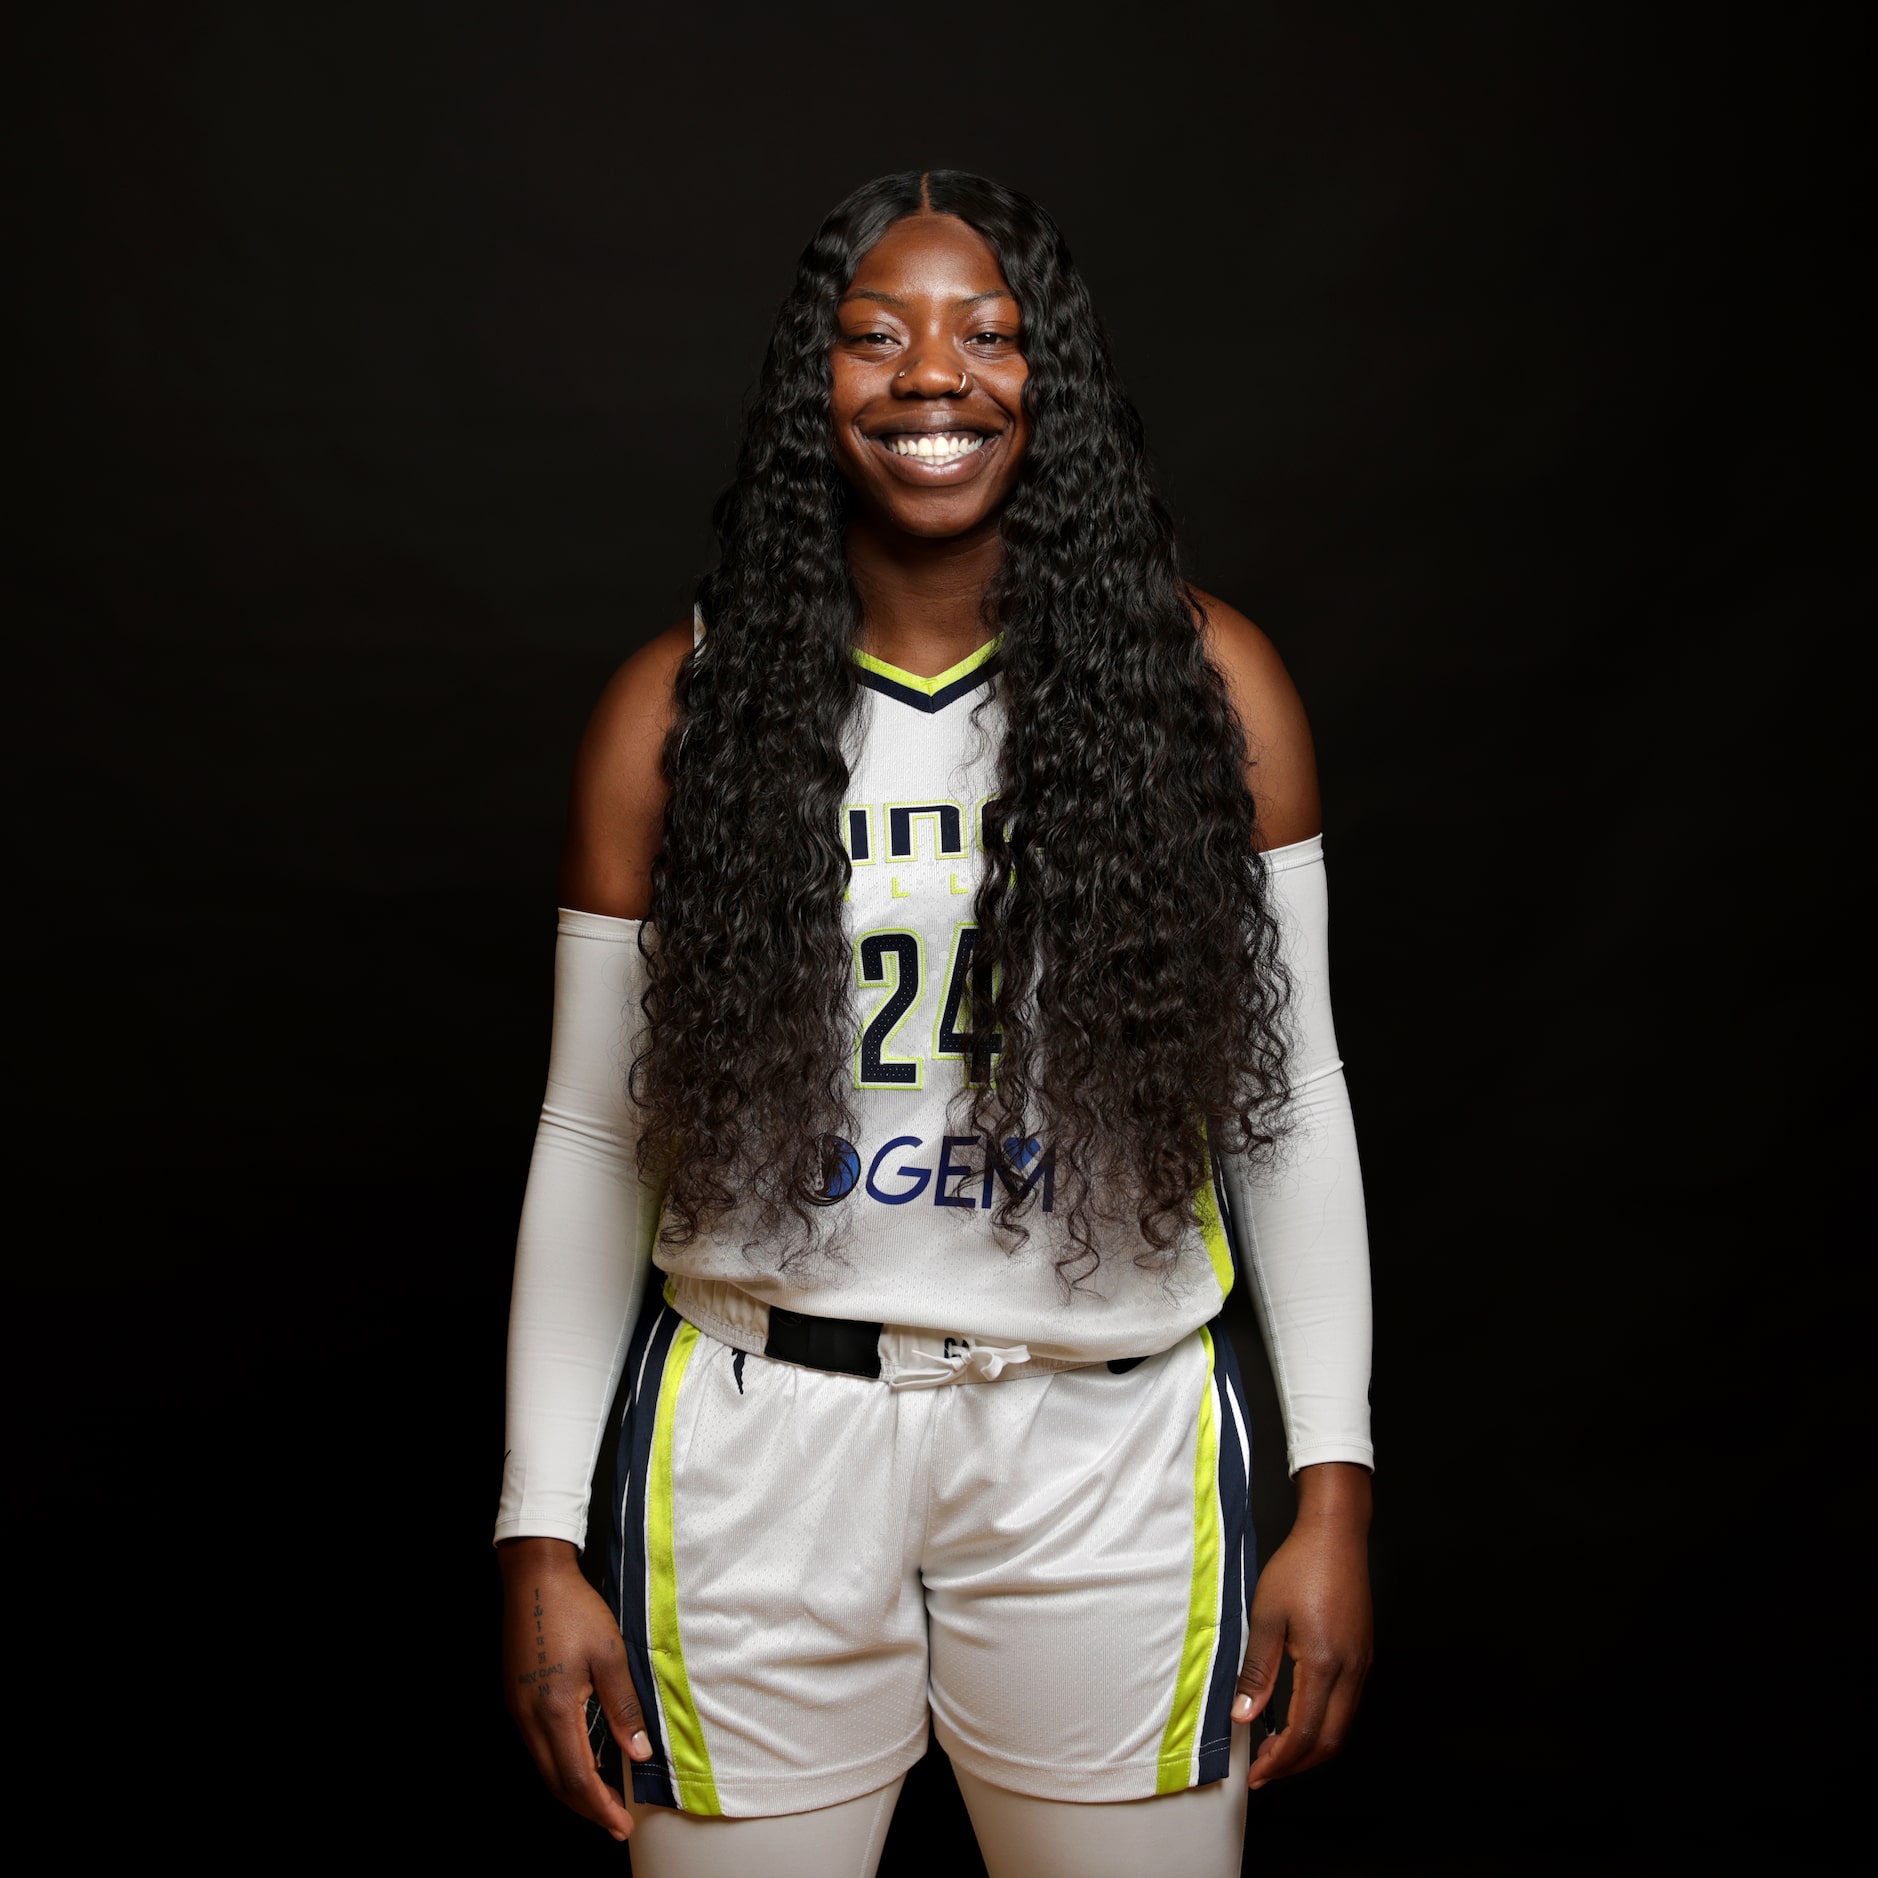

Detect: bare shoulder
1188,588,1323,850
559,616,695,918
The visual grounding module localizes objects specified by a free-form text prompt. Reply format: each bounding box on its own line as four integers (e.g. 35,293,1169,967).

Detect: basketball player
495,171,1375,1878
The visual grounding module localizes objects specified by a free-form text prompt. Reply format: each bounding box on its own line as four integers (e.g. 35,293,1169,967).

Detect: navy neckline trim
855,657,1001,714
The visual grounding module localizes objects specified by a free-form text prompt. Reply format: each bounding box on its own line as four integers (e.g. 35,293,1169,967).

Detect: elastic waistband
664,1272,1105,1390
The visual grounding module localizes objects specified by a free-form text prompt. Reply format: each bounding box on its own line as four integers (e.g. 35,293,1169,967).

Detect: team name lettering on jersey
810,1132,1055,1212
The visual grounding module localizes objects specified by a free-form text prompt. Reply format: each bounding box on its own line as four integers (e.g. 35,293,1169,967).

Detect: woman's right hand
499,1536,652,1842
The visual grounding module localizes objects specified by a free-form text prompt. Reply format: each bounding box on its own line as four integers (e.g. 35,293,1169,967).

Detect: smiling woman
494,171,1375,1878
831,220,1030,521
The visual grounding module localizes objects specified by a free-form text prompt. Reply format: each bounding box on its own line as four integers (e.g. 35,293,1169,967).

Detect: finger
531,1683,636,1841
1282,1658,1369,1780
1231,1608,1287,1726
592,1639,654,1763
1248,1653,1338,1790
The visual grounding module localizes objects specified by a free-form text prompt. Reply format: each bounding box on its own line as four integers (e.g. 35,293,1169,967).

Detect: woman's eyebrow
839,288,1017,310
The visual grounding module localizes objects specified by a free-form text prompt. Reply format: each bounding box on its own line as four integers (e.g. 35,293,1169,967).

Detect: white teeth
886,433,985,463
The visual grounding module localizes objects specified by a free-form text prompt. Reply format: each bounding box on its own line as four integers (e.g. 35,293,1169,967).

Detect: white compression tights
624,1724,1251,1878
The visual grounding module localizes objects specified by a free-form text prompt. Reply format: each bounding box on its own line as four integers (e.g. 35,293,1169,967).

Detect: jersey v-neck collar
851,637,1002,714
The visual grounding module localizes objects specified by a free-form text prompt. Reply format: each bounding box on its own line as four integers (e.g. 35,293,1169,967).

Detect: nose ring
892,368,973,392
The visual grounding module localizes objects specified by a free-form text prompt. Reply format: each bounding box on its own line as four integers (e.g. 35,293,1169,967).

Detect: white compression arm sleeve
1218,834,1375,1475
494,911,663,1548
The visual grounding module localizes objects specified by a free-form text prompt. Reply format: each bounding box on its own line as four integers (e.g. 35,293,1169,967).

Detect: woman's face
829,213,1030,540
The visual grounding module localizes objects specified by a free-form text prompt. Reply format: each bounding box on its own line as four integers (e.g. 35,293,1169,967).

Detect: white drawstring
881,1329,1034,1391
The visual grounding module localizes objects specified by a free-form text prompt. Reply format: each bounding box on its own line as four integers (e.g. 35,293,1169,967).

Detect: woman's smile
868,425,999,479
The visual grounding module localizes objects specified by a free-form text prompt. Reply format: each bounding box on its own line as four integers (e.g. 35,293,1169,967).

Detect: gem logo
804,1132,1053,1212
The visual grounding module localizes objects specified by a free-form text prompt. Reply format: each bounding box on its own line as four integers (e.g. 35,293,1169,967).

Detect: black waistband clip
763,1306,883,1380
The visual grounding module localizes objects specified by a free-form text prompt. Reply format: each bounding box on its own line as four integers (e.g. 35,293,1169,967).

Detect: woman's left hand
1231,1460,1374,1789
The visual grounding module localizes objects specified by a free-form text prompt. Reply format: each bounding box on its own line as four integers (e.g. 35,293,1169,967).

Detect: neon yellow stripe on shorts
1157,1326,1223,1794
648,1319,721,1814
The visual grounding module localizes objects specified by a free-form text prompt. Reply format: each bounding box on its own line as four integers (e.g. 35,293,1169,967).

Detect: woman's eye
969,330,1016,347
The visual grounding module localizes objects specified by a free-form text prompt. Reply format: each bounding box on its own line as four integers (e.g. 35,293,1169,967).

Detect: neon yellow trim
1156,1329,1222,1794
648,1321,721,1814
850,635,1002,696
1195,1148,1234,1301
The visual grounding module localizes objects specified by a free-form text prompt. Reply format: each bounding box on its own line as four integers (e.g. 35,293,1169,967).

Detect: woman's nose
893,347,966,395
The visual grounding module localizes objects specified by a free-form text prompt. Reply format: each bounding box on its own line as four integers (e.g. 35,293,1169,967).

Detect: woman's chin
855,485,1008,543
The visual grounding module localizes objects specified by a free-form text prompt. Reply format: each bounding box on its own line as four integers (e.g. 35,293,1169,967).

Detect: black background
9,4,1865,1869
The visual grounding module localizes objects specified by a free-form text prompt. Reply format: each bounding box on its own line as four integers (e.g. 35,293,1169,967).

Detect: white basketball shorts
593,1293,1256,1817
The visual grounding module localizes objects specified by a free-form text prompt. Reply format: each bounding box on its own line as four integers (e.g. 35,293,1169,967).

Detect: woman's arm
1200,593,1377,1791
495,912,662,1548
1219,833,1374,1478
557,616,693,920
496,620,690,1841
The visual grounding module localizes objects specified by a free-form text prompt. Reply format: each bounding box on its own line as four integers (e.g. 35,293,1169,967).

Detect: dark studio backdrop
9,3,1864,1869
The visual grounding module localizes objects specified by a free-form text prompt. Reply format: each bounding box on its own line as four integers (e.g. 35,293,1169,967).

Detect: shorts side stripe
1156,1326,1225,1794
1197,1325,1254,1783
646,1319,721,1815
612,1300,681,1809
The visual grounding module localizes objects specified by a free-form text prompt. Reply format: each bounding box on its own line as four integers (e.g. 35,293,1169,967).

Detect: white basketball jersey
655,636,1236,1362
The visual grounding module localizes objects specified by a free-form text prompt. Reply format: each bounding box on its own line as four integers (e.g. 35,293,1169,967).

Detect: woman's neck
847,509,1002,678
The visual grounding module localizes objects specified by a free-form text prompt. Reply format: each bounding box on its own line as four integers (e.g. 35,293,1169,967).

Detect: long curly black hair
635,170,1293,1289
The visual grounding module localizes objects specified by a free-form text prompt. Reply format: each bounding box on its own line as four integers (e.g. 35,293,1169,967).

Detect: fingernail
631,1731,650,1759
1250,1779,1267,1792
1231,1694,1253,1722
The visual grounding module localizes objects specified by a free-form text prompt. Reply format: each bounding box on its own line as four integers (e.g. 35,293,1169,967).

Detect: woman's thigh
624,1773,906,1878
952,1721,1251,1878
